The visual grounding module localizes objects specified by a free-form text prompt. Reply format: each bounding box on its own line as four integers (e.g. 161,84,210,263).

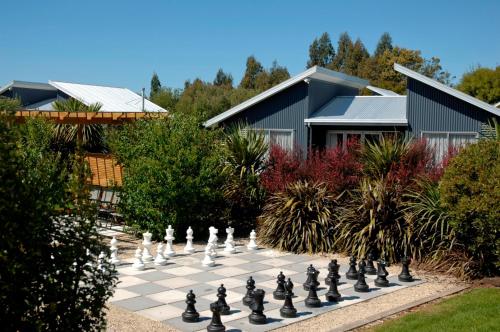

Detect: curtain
270,130,292,151
423,132,448,162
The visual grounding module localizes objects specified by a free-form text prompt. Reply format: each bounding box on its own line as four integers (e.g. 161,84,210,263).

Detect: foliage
52,98,106,152
371,288,500,332
440,140,500,277
260,145,304,193
0,96,21,112
213,68,234,87
0,115,117,330
258,181,337,253
481,117,500,141
150,86,181,111
108,114,227,238
307,32,335,68
374,32,393,58
222,124,268,235
456,65,500,104
330,32,354,72
239,56,265,89
150,72,162,98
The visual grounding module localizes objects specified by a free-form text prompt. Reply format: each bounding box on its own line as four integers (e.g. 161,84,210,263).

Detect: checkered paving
111,246,424,331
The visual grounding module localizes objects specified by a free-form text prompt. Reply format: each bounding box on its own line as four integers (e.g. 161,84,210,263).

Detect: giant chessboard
110,246,424,331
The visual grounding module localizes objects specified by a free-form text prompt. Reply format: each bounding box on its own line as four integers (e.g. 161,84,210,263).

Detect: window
326,131,395,148
251,128,294,151
422,131,478,161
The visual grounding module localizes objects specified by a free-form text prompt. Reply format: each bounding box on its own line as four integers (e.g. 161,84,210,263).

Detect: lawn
371,288,500,332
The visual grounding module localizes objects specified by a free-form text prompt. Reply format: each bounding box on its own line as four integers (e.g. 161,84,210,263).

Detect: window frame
249,128,295,151
326,130,394,148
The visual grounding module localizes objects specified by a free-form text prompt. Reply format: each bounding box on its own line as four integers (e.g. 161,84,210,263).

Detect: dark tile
123,282,170,295
112,296,163,311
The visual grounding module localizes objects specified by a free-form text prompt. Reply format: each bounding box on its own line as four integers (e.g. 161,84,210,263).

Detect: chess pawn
354,261,369,292
374,259,390,287
242,276,256,306
247,229,258,250
223,226,236,254
97,251,106,271
132,247,145,271
163,225,176,257
365,251,377,275
346,256,358,280
305,283,322,308
207,302,225,332
248,289,267,325
183,226,195,254
182,290,200,323
202,243,215,267
325,259,339,285
398,256,414,282
154,243,168,266
273,271,286,300
110,236,121,265
285,278,294,297
141,231,153,262
303,265,320,291
325,275,342,302
216,284,231,315
280,280,297,318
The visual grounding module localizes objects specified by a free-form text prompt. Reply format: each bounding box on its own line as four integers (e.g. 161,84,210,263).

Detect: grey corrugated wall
407,78,496,137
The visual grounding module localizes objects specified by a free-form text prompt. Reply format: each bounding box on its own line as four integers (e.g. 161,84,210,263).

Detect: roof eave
304,119,408,126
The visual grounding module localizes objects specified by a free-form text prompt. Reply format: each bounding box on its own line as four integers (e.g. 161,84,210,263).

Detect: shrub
109,114,227,239
0,115,117,330
260,145,303,193
440,140,500,277
257,181,336,253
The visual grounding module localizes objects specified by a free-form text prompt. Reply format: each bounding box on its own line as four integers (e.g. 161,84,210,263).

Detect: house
0,80,167,112
204,64,500,158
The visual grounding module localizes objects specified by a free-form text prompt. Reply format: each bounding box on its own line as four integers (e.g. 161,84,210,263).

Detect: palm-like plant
52,98,105,150
258,181,337,253
361,136,411,179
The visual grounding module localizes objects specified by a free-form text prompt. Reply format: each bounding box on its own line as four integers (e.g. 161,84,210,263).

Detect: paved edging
329,284,470,332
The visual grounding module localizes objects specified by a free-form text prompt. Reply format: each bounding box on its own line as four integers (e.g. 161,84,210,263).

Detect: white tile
136,304,184,321
117,275,150,288
212,267,250,278
166,266,204,277
146,289,187,304
259,258,293,267
109,288,140,302
216,257,250,266
117,266,156,276
258,268,299,277
153,277,198,289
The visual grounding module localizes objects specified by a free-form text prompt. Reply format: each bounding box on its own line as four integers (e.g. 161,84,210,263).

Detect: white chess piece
247,229,258,250
208,226,218,258
154,243,168,266
201,242,215,267
132,247,145,270
224,226,236,254
110,236,121,265
98,251,106,271
142,231,153,262
184,226,195,254
163,225,176,257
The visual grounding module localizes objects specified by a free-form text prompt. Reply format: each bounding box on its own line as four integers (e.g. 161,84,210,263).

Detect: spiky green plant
257,181,337,253
52,98,105,150
361,136,411,179
334,179,409,262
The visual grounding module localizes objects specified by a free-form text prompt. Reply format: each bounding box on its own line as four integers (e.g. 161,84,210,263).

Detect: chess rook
249,289,267,325
207,302,226,332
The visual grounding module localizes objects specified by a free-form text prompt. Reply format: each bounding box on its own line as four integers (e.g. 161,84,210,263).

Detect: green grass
371,288,500,332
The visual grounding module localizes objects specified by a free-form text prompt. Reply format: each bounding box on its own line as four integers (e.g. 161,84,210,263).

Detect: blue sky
1,0,499,93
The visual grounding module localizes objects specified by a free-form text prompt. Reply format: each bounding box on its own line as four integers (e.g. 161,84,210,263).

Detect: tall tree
150,72,161,98
239,56,264,89
331,32,354,72
374,32,393,57
345,38,370,76
213,68,234,87
307,32,335,68
456,66,500,104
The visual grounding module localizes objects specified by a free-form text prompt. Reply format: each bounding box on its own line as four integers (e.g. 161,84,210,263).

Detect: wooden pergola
13,110,168,124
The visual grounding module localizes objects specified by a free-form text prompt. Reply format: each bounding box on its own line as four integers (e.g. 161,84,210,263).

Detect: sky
1,0,499,93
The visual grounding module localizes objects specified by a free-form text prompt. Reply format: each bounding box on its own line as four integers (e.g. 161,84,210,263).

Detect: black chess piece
304,265,320,291
280,279,297,318
305,283,322,308
346,256,358,280
398,256,414,282
285,278,294,297
207,302,225,332
374,259,389,287
325,259,337,285
354,261,369,292
242,276,255,306
216,284,230,315
273,271,286,300
325,275,342,302
249,289,267,325
365,251,377,275
182,290,200,323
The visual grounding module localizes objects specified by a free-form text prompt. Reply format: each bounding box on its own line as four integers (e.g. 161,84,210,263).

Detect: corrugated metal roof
49,81,167,113
305,96,407,125
366,85,400,96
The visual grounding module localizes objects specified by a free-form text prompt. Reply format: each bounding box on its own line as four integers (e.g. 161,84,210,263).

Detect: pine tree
374,32,393,57
213,68,234,87
239,56,264,89
331,32,354,72
345,39,370,76
150,72,161,98
307,32,335,68
267,60,290,87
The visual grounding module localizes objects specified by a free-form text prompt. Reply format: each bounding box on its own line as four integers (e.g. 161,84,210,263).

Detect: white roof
203,66,368,127
394,63,500,117
304,96,407,126
0,80,56,94
49,81,167,113
366,85,400,96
